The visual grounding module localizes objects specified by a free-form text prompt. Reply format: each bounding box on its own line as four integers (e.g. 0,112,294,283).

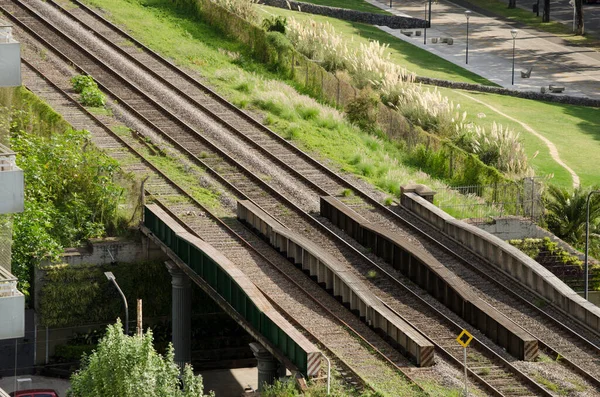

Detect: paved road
366,0,600,99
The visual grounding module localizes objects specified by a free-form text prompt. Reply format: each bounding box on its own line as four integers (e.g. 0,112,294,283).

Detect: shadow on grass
557,102,600,143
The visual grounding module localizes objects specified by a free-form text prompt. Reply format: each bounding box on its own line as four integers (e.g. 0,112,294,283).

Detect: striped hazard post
306,352,322,377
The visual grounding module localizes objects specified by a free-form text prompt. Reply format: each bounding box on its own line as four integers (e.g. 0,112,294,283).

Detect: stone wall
258,0,426,29
416,76,600,108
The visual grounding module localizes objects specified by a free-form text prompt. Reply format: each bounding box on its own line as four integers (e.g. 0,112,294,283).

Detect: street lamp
511,29,518,85
585,190,600,300
105,271,129,335
465,11,472,64
424,1,427,45
424,0,432,45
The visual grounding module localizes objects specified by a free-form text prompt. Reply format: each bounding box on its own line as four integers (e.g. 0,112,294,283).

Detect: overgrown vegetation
0,89,136,298
510,237,600,291
71,74,106,107
258,5,600,188
10,128,133,298
38,261,171,327
285,16,530,177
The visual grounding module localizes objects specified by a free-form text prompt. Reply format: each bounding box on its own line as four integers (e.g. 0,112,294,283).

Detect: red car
9,390,58,397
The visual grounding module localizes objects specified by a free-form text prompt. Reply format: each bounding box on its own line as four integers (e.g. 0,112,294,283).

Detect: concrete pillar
167,263,191,368
249,342,279,391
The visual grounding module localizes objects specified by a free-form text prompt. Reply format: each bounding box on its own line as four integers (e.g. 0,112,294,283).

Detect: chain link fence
435,177,545,222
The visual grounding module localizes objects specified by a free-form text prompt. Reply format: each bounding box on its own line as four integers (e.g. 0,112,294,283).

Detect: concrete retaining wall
58,236,165,266
258,0,426,29
401,192,600,333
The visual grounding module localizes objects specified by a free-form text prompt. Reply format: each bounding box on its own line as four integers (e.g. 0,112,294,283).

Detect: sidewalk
365,0,600,99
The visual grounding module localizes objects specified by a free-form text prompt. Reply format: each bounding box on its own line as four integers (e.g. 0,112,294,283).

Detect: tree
544,185,600,245
575,0,585,35
543,0,550,22
69,320,212,397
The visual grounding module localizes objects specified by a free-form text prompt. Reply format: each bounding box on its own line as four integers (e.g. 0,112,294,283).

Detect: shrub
10,128,127,297
262,15,287,33
453,122,530,176
286,18,348,72
345,90,379,133
80,86,106,107
265,31,293,71
71,75,97,93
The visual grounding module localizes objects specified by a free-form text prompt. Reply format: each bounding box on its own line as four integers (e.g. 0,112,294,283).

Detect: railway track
57,0,600,388
17,58,429,396
5,0,599,393
4,6,539,395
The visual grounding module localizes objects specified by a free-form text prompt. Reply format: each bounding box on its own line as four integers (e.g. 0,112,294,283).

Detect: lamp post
585,190,600,300
424,1,428,45
510,29,518,85
424,0,432,45
105,271,129,335
465,10,472,64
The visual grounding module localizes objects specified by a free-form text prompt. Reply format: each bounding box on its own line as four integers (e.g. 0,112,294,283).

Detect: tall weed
209,0,258,23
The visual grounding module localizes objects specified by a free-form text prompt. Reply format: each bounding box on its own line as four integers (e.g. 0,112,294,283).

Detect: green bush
265,31,293,72
10,127,129,298
71,75,97,93
345,90,379,133
80,87,106,107
262,16,287,33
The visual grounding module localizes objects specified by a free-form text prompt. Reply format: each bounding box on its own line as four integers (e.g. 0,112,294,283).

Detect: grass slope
259,3,600,188
77,0,513,224
258,5,495,85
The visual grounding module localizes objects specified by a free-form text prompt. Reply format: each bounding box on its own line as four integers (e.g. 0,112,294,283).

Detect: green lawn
296,0,391,14
437,88,600,188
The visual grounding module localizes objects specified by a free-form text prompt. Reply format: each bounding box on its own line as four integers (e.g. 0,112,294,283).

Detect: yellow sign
456,329,473,348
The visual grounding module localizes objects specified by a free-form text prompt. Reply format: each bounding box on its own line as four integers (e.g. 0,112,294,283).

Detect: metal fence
435,177,545,222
